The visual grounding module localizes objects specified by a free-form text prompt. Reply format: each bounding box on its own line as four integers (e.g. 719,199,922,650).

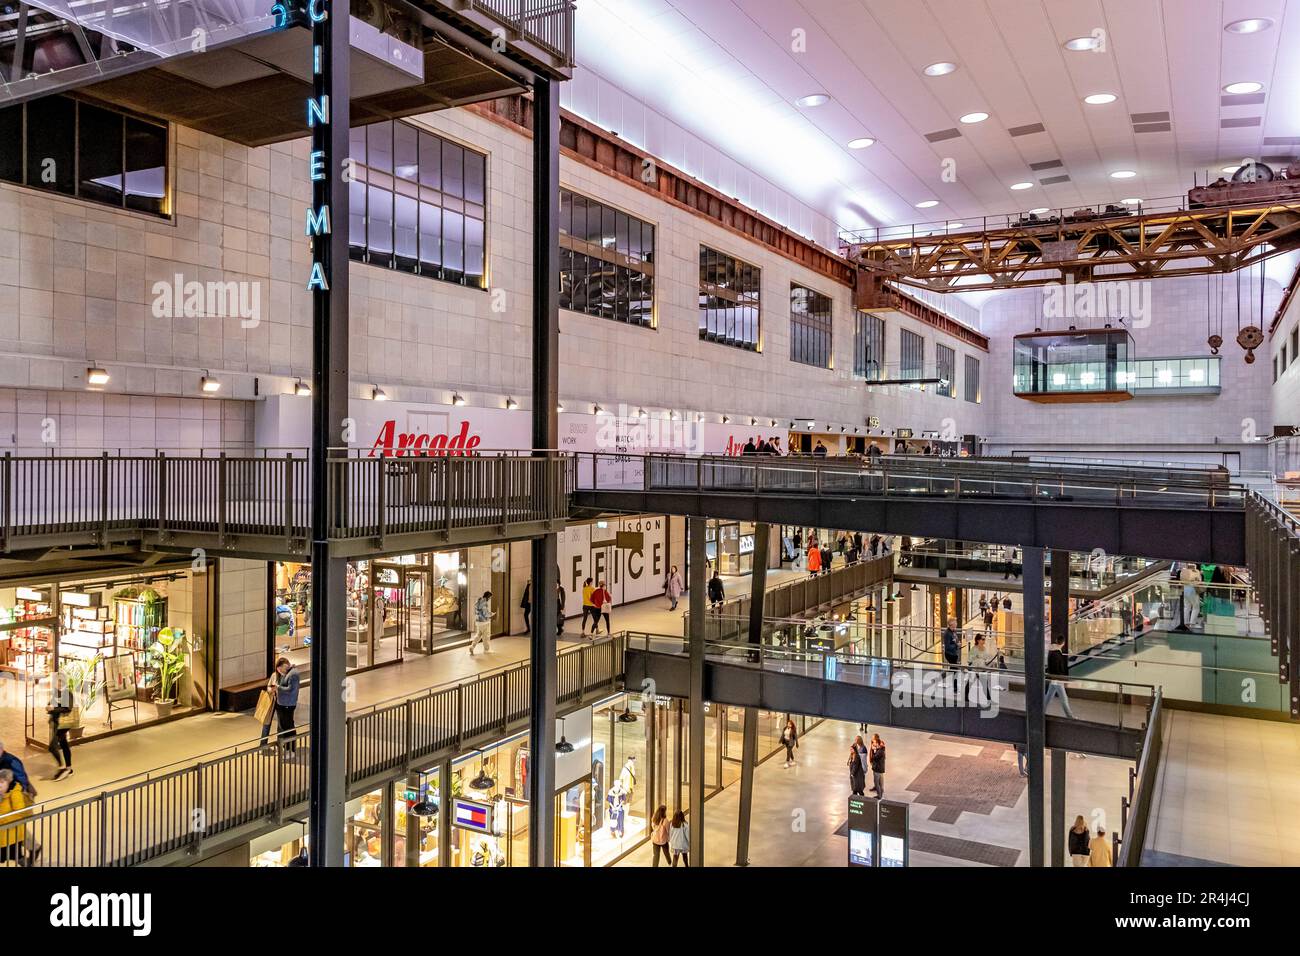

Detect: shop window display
346,791,386,867
394,769,441,866
0,572,200,750
450,735,530,866
590,694,650,865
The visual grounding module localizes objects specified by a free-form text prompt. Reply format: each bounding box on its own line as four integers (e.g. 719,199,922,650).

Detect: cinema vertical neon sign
305,0,331,293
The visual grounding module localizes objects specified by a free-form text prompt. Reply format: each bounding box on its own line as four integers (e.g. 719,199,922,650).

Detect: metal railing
682,554,894,639
573,451,1249,510
468,0,575,64
0,449,568,553
1117,688,1164,867
1242,492,1300,712
5,636,623,867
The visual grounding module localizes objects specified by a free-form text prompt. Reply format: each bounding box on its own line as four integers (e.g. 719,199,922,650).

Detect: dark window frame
348,119,488,289
699,245,761,352
900,328,925,385
936,343,956,398
854,311,885,380
964,354,981,403
0,94,170,219
790,284,833,369
559,187,655,327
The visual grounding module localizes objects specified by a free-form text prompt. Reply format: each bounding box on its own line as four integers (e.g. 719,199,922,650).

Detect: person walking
650,805,672,867
806,539,821,575
555,581,566,637
593,580,613,635
1089,826,1113,867
665,565,684,611
868,734,886,798
966,633,995,704
519,581,532,634
1044,637,1076,718
580,577,597,635
848,742,867,796
668,810,690,867
45,686,74,781
470,591,494,654
1069,815,1091,867
707,570,725,610
780,718,799,767
942,617,962,696
820,543,833,575
1013,742,1028,777
272,656,300,758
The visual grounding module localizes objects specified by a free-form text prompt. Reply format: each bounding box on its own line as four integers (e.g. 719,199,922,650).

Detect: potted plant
57,655,101,740
148,628,188,718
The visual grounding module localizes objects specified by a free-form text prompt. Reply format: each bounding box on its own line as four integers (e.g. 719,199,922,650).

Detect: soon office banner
559,515,667,614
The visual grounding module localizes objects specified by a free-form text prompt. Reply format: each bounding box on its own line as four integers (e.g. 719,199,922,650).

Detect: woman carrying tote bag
256,673,277,748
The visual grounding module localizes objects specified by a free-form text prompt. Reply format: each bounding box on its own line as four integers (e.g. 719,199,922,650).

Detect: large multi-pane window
936,344,956,398
699,246,761,351
790,285,832,368
854,311,885,380
900,328,925,385
0,95,168,217
965,355,981,403
348,120,486,287
559,189,655,326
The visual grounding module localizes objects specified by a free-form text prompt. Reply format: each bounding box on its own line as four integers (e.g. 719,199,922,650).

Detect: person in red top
591,581,613,635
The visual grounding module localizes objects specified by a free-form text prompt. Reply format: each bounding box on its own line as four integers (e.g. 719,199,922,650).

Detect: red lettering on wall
367,419,484,457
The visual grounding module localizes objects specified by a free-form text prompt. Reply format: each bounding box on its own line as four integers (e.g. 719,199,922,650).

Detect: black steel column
438,757,453,867
1050,549,1070,650
1022,545,1046,867
308,0,350,868
527,73,561,868
688,516,707,864
735,522,770,866
1050,748,1066,867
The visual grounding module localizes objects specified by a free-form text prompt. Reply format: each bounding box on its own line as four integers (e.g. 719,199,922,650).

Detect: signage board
847,796,878,867
452,798,495,834
878,800,910,867
104,653,137,703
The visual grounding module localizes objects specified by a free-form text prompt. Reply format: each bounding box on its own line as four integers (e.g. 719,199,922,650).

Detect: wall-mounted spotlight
593,403,603,415
372,386,389,401
638,408,648,418
86,367,110,387
452,392,467,406
200,372,221,394
294,380,311,397
505,397,518,410
722,416,730,424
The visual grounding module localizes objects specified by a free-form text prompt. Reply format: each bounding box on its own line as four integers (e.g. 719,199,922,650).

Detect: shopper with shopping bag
256,671,278,750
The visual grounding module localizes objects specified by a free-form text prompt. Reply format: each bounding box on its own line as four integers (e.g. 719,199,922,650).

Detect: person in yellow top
1088,826,1113,867
580,577,597,635
0,768,38,867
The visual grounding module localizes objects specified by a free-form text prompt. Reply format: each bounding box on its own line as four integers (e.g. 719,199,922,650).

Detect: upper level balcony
2,0,573,144
0,448,568,561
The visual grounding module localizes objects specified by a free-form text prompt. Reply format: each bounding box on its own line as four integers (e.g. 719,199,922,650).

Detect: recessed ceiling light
1110,169,1137,179
1083,92,1117,105
948,222,965,229
795,93,829,108
1225,17,1273,34
1029,207,1050,214
1121,197,1142,205
923,61,957,76
1223,81,1263,95
959,111,989,124
915,199,940,208
1010,181,1034,190
1064,35,1101,52
847,137,876,149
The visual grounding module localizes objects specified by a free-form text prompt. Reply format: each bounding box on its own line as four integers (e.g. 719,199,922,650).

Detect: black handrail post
157,452,167,539
99,451,109,543
1,452,9,553
377,453,387,548
217,452,227,546
283,453,293,549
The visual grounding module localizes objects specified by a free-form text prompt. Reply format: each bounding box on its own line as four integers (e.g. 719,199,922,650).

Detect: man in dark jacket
1044,637,1075,718
273,657,301,757
942,618,962,697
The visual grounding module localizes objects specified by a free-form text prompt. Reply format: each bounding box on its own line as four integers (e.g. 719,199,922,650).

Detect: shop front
704,520,758,576
559,515,670,618
272,545,507,674
0,564,210,749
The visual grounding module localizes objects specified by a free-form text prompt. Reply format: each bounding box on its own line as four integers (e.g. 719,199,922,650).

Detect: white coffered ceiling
574,0,1300,237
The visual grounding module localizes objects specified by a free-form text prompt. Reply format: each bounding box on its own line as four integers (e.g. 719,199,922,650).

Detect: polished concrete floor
1147,710,1300,866
614,716,1130,867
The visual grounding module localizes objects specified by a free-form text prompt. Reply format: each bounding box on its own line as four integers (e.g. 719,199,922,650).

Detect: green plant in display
60,654,103,716
148,628,189,703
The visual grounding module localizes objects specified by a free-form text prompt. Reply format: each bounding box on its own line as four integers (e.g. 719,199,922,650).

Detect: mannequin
618,756,637,799
605,780,628,838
